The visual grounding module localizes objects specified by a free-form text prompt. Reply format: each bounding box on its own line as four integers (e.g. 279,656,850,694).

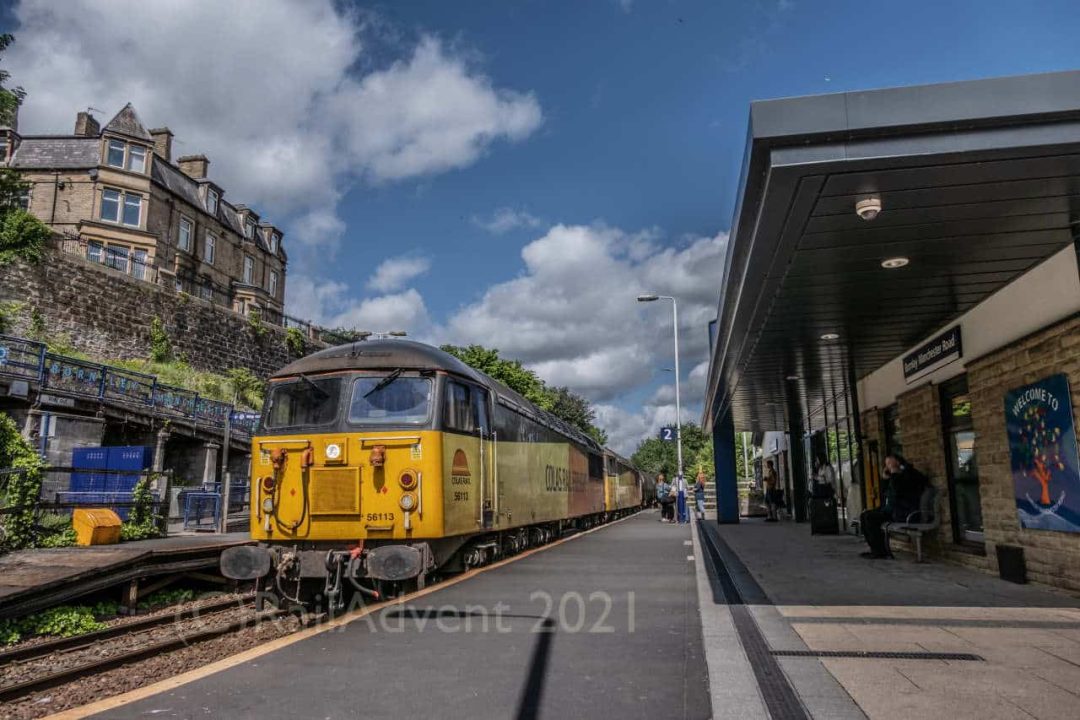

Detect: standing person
763,459,781,522
656,472,675,522
676,472,689,524
860,454,929,558
693,470,707,521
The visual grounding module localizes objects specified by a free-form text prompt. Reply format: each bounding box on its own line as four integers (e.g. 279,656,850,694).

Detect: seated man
860,454,928,559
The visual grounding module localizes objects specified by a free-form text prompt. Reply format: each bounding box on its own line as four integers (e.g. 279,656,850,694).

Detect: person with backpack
656,472,675,522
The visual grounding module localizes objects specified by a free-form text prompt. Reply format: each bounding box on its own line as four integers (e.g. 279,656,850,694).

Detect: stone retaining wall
0,248,321,378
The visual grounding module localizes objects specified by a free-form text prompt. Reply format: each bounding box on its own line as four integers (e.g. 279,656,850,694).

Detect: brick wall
967,314,1080,593
0,248,319,379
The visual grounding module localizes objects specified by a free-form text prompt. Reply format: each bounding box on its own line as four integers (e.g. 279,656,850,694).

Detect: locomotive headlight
325,443,342,461
399,493,417,511
262,497,274,513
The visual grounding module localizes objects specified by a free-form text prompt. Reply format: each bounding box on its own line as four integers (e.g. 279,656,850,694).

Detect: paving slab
713,519,1080,720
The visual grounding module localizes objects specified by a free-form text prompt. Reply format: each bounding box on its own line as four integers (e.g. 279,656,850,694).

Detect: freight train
221,339,650,609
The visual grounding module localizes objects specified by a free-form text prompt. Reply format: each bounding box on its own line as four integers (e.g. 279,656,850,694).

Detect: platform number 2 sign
659,426,676,442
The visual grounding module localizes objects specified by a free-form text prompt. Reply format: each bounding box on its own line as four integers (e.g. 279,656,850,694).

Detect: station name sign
903,326,962,383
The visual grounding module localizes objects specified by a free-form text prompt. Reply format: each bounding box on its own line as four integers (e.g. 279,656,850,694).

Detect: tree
441,344,608,445
0,33,48,264
441,344,549,408
0,34,25,129
631,422,712,478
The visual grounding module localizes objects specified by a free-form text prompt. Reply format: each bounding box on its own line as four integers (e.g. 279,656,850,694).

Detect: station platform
43,512,1080,720
78,511,712,720
0,533,251,619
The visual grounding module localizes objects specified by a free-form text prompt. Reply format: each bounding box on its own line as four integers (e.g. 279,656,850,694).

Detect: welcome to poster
1005,373,1080,533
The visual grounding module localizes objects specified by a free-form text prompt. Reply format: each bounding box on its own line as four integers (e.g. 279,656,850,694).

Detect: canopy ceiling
704,71,1080,433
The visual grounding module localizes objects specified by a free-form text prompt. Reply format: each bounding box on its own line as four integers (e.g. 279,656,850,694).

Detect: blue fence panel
103,367,155,406
183,492,221,531
42,354,105,398
230,411,260,437
195,397,231,427
152,383,198,419
55,490,160,521
71,448,109,492
107,446,153,492
0,334,45,382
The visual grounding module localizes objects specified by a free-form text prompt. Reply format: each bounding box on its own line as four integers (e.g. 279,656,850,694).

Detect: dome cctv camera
855,196,882,221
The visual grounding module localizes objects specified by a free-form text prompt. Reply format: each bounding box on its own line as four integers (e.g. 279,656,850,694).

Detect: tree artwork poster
1005,373,1080,533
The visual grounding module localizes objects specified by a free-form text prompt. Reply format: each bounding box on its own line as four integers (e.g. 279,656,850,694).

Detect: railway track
0,596,290,704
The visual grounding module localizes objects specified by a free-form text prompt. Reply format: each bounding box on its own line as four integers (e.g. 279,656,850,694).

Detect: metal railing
0,333,259,437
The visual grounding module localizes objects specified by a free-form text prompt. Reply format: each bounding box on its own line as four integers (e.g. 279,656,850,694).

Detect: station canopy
704,71,1080,433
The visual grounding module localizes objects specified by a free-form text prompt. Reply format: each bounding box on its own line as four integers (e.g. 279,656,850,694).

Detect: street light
637,294,683,486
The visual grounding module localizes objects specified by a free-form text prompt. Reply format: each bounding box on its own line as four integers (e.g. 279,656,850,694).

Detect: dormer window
206,188,219,215
244,218,255,239
269,232,279,254
105,139,148,173
126,144,146,173
106,139,125,167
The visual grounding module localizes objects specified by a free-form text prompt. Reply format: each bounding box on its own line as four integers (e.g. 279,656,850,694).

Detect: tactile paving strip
697,522,810,720
771,650,984,661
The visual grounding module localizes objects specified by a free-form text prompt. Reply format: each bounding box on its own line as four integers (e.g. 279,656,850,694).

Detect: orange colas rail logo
451,449,471,485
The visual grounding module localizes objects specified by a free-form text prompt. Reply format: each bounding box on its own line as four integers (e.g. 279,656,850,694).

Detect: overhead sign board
658,426,677,442
903,326,962,383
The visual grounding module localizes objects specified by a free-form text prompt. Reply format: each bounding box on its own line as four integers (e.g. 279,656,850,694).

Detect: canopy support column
713,408,739,524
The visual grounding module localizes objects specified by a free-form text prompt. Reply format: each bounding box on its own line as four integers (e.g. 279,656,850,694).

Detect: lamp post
637,294,684,485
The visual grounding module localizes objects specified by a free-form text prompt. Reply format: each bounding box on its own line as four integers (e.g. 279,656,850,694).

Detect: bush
226,367,264,410
285,326,306,357
149,316,171,363
37,525,77,548
0,412,44,550
23,605,105,638
138,588,194,610
0,208,50,266
120,475,162,541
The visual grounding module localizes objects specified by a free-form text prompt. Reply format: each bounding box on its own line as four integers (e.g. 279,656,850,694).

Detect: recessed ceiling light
881,256,909,269
785,375,800,381
820,332,840,341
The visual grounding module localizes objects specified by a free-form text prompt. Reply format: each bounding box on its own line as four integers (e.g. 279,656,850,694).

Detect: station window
243,255,254,284
269,270,278,297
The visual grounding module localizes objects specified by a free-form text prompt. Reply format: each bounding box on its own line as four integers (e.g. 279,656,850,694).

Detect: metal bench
883,485,939,562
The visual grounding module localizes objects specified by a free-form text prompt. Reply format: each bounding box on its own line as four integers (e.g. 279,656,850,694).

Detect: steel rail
0,607,290,704
0,595,254,666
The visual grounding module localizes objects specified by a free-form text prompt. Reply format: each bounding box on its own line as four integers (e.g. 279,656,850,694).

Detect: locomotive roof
273,339,602,452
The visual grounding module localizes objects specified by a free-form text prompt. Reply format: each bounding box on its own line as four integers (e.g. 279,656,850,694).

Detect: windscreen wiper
298,373,329,398
363,368,403,398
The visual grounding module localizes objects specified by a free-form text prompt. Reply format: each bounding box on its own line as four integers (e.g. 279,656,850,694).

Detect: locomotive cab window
349,375,432,426
444,380,488,433
264,376,341,429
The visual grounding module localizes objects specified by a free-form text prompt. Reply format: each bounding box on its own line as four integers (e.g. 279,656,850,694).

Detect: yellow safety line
44,510,647,720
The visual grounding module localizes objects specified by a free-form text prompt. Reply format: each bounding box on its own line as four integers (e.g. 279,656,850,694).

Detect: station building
703,70,1080,593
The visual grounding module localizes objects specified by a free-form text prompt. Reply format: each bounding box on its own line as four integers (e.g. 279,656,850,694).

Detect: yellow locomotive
221,339,647,608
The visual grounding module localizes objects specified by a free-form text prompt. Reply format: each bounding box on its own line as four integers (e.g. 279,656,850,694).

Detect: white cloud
6,0,543,250
285,276,431,337
447,224,728,409
367,255,432,293
472,207,543,234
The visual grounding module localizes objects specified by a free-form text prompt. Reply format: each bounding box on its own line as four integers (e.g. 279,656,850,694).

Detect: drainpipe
50,173,60,224
38,412,50,460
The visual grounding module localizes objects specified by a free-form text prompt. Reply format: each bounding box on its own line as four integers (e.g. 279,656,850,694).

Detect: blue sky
4,0,1080,452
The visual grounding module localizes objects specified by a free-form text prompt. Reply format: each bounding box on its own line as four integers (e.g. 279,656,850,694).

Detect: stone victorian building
0,104,287,323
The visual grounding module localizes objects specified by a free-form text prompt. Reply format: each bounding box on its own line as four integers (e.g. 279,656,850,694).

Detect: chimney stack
148,127,173,162
177,154,209,179
74,111,100,137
